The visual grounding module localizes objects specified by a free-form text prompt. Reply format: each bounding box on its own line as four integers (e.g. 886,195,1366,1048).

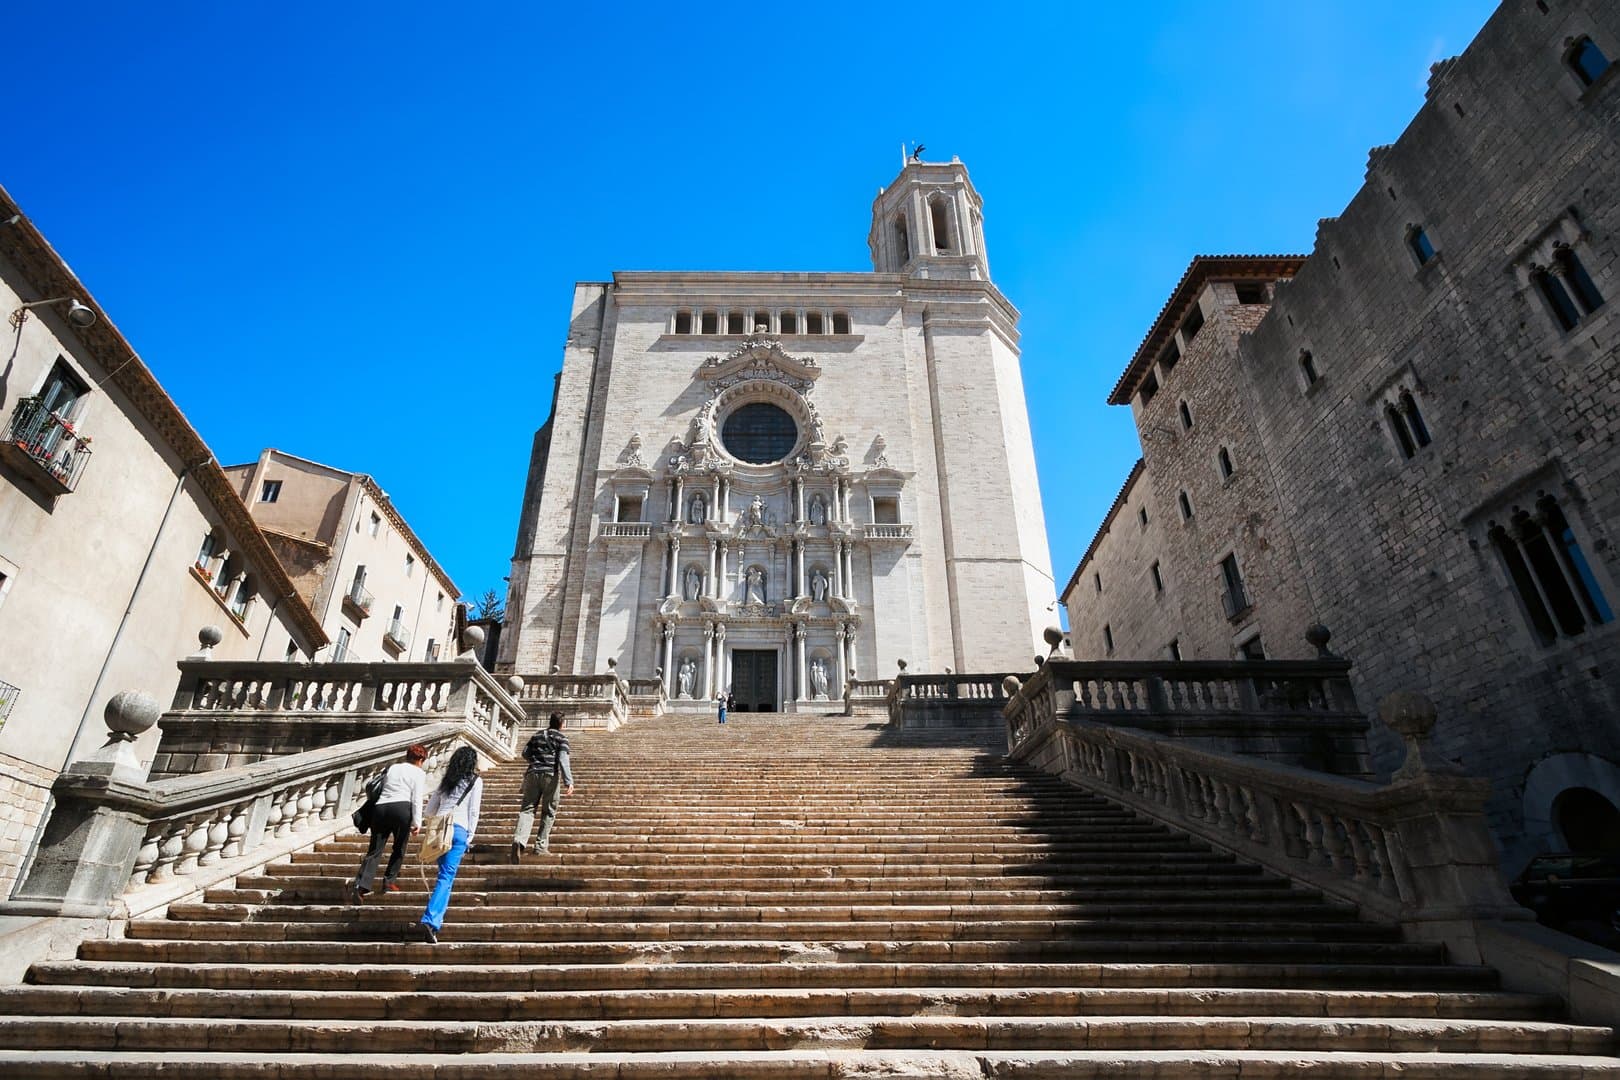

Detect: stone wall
1063,0,1620,871
0,752,54,894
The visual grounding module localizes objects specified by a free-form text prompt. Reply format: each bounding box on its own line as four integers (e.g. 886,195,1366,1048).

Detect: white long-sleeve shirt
424,776,483,841
375,762,427,829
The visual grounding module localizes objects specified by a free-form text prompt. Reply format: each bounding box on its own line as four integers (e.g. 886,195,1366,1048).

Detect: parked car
1511,853,1620,949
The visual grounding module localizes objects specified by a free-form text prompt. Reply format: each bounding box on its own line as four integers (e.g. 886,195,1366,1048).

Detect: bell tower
868,156,990,281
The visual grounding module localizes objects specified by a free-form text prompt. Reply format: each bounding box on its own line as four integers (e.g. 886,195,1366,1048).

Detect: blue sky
2,0,1498,605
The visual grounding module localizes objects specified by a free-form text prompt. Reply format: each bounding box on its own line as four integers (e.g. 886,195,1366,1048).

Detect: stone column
834,625,848,698
795,624,808,702
669,538,681,597
843,543,855,600
718,541,729,601
701,623,714,700
707,540,718,598
832,541,844,599
712,475,721,522
660,541,673,599
661,624,675,697
672,477,684,523
795,478,805,522
796,541,807,597
715,624,728,695
718,478,728,523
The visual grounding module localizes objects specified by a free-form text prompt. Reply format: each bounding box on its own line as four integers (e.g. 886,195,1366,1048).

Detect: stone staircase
1,712,1615,1076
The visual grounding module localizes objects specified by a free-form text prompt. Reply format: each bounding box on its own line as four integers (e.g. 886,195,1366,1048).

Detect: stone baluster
795,624,808,702
662,624,675,698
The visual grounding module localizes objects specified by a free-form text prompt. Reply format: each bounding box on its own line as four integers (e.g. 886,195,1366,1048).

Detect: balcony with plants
1,396,93,495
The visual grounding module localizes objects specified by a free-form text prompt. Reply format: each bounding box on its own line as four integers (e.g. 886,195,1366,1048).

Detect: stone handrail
1005,658,1367,775
169,658,523,753
601,522,653,539
843,678,892,715
510,673,631,730
886,672,1026,729
862,523,913,541
7,718,505,919
1006,693,1526,931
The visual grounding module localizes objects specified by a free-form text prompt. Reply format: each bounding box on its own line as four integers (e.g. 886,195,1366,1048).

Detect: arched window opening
726,312,746,335
1535,268,1581,331
1178,401,1193,431
1568,36,1612,87
1491,497,1614,643
230,575,257,620
779,311,798,335
894,216,910,264
196,530,220,571
831,313,851,335
1386,405,1416,459
700,311,719,334
1555,246,1606,314
1177,490,1193,521
1554,788,1620,851
1399,392,1431,448
752,311,771,334
1408,226,1436,266
1218,447,1234,479
805,312,825,335
1299,350,1320,386
929,196,953,254
674,311,693,335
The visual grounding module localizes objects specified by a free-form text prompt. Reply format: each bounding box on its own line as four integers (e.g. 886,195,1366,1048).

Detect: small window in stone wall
832,313,851,335
806,312,825,335
1407,225,1437,266
727,312,746,335
1178,401,1193,431
1103,624,1114,655
1160,341,1180,372
1299,350,1320,387
617,497,643,523
1181,303,1205,342
1234,281,1267,304
1384,389,1432,460
1138,507,1148,527
1093,572,1102,593
753,311,771,333
1151,561,1163,593
872,497,900,525
780,312,798,334
1178,490,1193,521
1139,371,1159,407
1218,447,1234,480
674,311,693,334
1568,36,1611,87
1166,638,1182,661
1238,635,1266,661
701,311,719,334
1533,245,1607,334
1488,494,1614,646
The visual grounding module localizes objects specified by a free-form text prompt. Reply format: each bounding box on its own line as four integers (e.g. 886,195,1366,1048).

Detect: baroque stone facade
501,160,1055,707
1065,0,1620,870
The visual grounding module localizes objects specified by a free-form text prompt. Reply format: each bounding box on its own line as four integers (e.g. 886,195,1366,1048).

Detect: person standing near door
718,688,732,725
511,712,574,861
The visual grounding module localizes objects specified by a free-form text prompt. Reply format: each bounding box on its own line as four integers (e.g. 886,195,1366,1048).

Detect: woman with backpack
348,743,427,901
418,745,484,944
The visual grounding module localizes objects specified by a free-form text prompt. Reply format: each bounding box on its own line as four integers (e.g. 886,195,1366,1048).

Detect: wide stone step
277,849,1249,869
2,1049,1618,1079
1,1013,1610,1055
80,938,1447,966
179,898,1351,924
0,985,1558,1022
26,959,1506,993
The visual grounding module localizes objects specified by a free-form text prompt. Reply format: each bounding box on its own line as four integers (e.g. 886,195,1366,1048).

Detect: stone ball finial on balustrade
1305,623,1335,659
606,657,617,671
506,675,525,696
551,665,561,675
1034,656,1045,667
462,625,486,650
1002,675,1022,697
1043,625,1064,655
654,666,663,678
1380,690,1451,780
188,624,224,660
896,658,907,673
105,690,162,743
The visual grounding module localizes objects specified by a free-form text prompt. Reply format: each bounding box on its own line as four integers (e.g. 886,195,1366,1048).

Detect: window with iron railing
0,680,18,731
3,395,94,493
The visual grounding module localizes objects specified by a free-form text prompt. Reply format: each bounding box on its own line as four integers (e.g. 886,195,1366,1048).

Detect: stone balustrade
510,673,631,730
844,678,892,715
151,659,524,776
625,677,668,718
1006,657,1369,776
861,523,913,541
1005,680,1528,941
887,671,1025,729
600,522,653,540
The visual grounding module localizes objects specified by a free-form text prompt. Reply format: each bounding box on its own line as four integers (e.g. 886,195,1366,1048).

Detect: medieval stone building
500,160,1055,709
1064,0,1620,871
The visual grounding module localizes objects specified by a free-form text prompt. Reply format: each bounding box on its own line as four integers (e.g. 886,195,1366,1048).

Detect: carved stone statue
744,565,767,606
688,491,707,524
810,657,830,700
808,493,828,526
677,657,697,699
683,565,703,601
747,494,767,527
810,568,829,603
808,412,826,445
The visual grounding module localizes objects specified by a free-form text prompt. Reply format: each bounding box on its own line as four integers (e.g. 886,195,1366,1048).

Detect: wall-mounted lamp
9,297,97,330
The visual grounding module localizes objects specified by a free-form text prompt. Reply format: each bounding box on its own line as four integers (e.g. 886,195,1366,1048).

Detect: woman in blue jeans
419,747,484,944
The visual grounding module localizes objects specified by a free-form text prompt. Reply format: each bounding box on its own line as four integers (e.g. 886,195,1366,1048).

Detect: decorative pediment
700,334,820,392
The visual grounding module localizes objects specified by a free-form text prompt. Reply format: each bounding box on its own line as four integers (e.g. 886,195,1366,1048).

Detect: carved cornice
699,335,821,391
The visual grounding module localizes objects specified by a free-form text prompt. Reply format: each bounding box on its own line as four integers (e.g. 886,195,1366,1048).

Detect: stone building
0,190,327,895
501,159,1055,708
1065,0,1620,870
222,449,459,664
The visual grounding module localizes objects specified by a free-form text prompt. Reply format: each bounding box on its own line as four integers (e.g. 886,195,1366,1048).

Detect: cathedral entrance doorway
730,649,778,712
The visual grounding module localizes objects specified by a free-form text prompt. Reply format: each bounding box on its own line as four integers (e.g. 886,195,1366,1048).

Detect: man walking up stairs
0,712,1615,1076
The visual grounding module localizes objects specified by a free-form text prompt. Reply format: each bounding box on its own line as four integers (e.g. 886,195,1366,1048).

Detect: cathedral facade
500,160,1054,709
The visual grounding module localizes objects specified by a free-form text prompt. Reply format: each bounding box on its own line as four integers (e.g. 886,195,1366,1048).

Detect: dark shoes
509,842,524,864
421,923,438,945
348,885,368,904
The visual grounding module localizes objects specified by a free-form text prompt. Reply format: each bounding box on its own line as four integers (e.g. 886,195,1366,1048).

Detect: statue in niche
746,494,767,527
677,657,697,699
810,568,829,603
808,493,828,525
744,565,767,606
688,491,707,524
683,565,703,601
810,657,830,700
